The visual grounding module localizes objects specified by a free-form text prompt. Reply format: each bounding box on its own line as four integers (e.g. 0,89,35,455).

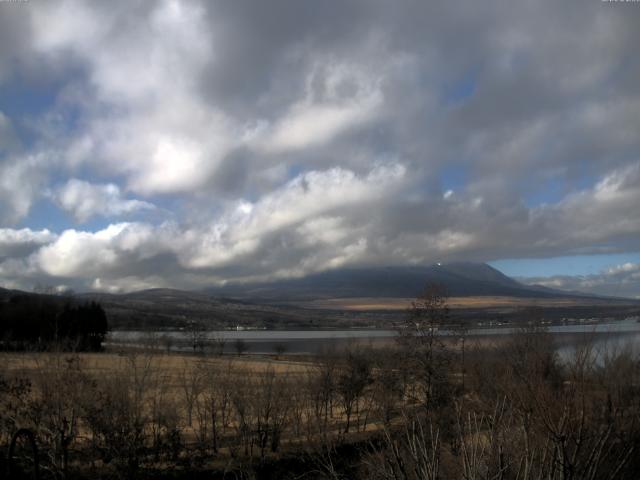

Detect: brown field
294,295,627,311
0,350,328,461
3,332,640,479
0,350,311,377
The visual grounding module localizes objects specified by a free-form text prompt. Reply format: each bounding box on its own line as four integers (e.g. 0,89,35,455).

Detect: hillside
204,262,598,300
77,288,377,330
3,263,638,331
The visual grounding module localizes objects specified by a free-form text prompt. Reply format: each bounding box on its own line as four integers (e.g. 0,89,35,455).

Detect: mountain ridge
202,262,610,301
3,263,638,330
1,263,634,303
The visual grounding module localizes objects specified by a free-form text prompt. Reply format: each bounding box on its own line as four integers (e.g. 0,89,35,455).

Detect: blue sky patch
491,252,640,278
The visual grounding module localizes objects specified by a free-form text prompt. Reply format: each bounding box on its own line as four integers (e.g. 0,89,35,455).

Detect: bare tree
371,350,406,425
211,332,227,356
187,320,207,353
307,350,339,440
179,359,204,427
450,320,469,395
80,352,156,479
30,352,88,476
229,373,257,457
198,359,235,453
337,347,372,433
252,366,291,456
399,282,452,408
159,334,173,355
274,343,287,359
234,338,248,356
366,415,441,480
147,361,181,461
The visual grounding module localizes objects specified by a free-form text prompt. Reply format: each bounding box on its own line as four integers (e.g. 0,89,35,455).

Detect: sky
1,0,640,297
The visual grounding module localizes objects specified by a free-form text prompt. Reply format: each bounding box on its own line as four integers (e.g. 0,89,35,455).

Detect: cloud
178,163,406,270
26,0,237,196
520,262,640,299
607,263,640,276
0,153,50,224
0,1,639,294
0,112,18,153
527,163,640,250
53,179,155,222
2,164,407,289
0,161,638,294
0,228,56,259
260,61,383,153
35,222,175,278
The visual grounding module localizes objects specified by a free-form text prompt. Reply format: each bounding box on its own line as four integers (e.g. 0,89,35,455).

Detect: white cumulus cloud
53,179,155,222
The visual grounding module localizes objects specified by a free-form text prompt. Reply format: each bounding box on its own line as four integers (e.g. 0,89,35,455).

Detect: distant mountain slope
3,264,638,331
204,262,588,300
76,288,360,329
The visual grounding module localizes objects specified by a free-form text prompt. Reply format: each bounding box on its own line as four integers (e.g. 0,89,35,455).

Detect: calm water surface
107,318,640,355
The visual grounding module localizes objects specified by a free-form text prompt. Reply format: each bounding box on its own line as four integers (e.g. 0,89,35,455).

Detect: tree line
0,294,108,351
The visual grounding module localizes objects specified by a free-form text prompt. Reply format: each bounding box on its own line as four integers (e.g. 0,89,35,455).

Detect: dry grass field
0,350,318,446
0,350,311,377
3,331,640,479
294,295,627,311
1,346,414,478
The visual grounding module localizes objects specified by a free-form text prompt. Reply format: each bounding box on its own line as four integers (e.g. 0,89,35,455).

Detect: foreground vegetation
2,286,640,479
2,334,640,478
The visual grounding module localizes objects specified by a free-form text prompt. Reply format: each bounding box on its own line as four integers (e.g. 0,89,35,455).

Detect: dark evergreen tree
0,295,108,351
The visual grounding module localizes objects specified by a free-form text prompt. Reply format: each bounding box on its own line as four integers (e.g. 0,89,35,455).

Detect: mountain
3,264,638,331
204,262,589,300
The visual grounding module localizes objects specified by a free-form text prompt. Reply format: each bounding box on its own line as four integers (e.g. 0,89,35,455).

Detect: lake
107,318,640,356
